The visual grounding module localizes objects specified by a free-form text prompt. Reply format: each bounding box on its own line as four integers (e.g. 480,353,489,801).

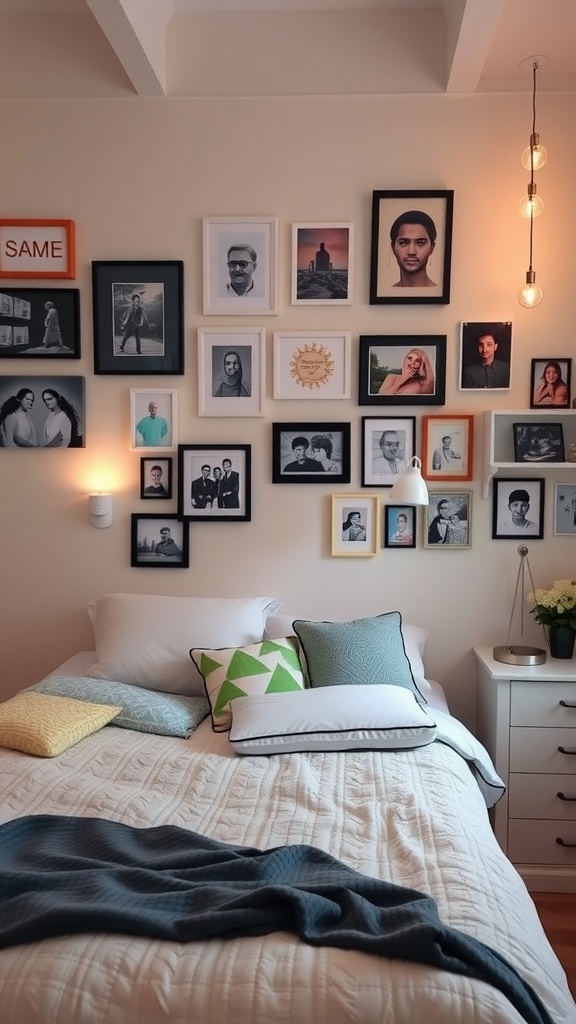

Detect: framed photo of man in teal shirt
130,388,177,451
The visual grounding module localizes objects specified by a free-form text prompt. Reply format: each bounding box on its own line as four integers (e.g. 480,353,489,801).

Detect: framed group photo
459,321,512,391
130,388,177,452
369,190,453,305
0,288,80,358
421,414,474,481
130,514,189,568
384,504,416,548
273,331,351,400
361,415,415,487
0,374,85,448
178,443,251,521
358,335,446,406
197,327,265,417
424,491,472,549
513,422,565,463
272,422,351,483
331,494,380,557
530,358,571,408
140,457,172,500
554,483,576,536
203,216,278,316
491,478,544,539
92,260,184,375
291,223,354,305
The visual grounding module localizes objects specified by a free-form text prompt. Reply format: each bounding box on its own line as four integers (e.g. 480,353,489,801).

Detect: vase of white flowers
527,579,576,659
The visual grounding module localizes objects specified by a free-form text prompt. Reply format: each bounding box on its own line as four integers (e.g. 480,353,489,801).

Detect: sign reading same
0,219,75,279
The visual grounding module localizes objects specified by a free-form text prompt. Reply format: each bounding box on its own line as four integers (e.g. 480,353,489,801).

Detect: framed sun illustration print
273,332,351,400
291,223,354,305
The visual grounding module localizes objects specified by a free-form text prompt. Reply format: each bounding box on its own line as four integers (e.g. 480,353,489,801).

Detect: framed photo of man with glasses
203,217,278,316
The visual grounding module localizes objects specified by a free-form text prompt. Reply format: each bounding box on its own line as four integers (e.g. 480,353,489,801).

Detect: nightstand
474,646,576,893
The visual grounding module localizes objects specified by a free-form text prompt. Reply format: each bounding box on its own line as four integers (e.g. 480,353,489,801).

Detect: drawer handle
556,837,576,848
557,791,576,801
558,746,576,755
559,700,576,709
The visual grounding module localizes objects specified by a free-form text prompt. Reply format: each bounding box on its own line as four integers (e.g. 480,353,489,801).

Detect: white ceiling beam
84,0,175,96
443,0,507,93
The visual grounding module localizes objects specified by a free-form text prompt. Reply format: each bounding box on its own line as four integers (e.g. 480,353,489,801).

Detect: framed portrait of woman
0,374,85,448
358,335,446,407
530,358,571,409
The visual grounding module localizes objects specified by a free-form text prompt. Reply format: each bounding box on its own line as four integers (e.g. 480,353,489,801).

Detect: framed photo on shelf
0,374,85,448
272,422,351,484
198,327,265,417
92,260,184,375
202,216,278,316
291,223,353,305
361,415,416,487
512,422,565,463
554,483,576,536
421,414,474,481
369,190,453,305
530,358,571,408
273,331,351,400
491,478,544,540
178,444,251,522
331,494,380,557
0,288,80,358
384,504,416,549
358,335,446,406
459,321,512,391
130,514,189,568
130,388,177,452
424,491,472,549
140,457,172,500
0,219,75,279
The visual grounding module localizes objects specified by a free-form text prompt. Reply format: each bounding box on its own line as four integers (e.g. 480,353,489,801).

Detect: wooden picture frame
140,457,173,500
554,483,576,536
424,491,472,549
0,219,75,279
130,388,178,452
198,327,265,417
384,504,417,549
492,478,544,540
130,514,189,568
513,422,565,463
369,191,453,305
459,321,512,391
92,260,184,375
331,493,380,557
0,288,80,358
0,374,85,447
291,222,353,305
530,358,571,409
361,415,416,488
422,414,474,481
272,422,351,484
178,444,251,522
358,335,446,406
203,216,278,315
273,331,351,400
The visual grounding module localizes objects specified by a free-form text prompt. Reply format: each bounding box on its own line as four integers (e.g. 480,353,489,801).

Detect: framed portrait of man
203,217,278,316
369,190,453,305
459,321,512,391
492,478,544,540
197,328,265,417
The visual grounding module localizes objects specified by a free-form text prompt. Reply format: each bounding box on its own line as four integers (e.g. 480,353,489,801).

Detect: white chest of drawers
474,646,576,892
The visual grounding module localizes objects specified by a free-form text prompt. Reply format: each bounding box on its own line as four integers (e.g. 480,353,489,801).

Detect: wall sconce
89,492,113,529
518,58,546,309
386,456,429,506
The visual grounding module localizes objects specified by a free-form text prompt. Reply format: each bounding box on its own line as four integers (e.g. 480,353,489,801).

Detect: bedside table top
474,646,576,681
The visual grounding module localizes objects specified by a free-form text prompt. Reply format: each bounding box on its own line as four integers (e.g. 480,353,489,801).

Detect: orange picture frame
0,219,75,279
421,414,474,481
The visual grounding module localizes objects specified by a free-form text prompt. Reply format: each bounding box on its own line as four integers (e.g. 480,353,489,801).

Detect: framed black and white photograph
178,444,251,522
369,190,453,305
291,223,353,305
513,422,565,463
361,415,415,487
140,457,172,500
331,494,380,557
358,335,446,406
272,422,351,484
130,388,177,452
0,288,80,358
459,321,512,391
530,358,571,408
421,414,474,481
384,504,416,549
424,491,472,549
203,216,278,316
0,374,85,447
92,260,184,375
273,331,352,400
197,327,265,417
130,514,189,568
554,483,576,536
492,478,544,539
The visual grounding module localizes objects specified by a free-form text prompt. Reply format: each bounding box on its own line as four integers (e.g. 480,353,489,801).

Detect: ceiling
0,0,574,96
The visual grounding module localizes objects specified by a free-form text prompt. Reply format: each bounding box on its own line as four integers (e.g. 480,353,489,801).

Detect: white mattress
0,658,573,1024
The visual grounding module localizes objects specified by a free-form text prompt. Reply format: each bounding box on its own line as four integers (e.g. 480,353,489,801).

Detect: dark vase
549,626,576,659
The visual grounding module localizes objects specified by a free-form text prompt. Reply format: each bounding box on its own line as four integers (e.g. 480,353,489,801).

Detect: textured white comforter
0,712,574,1024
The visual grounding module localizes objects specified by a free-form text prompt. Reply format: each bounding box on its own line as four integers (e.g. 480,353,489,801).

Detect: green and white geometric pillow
190,637,305,732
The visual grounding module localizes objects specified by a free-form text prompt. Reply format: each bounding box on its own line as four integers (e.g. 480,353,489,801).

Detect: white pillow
265,612,431,697
228,684,437,755
86,593,279,695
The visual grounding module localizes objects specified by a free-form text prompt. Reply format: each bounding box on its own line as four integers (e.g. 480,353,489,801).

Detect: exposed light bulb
521,134,548,171
519,186,543,218
518,271,543,308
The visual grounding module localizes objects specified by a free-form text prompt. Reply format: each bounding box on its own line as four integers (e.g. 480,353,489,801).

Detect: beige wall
1,85,574,727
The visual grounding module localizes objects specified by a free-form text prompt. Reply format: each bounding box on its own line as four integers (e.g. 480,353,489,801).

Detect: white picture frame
554,483,576,536
273,331,352,400
331,493,380,557
130,388,178,451
202,216,278,316
198,328,265,417
291,222,354,305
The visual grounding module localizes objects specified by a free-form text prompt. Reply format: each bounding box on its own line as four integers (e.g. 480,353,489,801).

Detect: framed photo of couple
272,422,351,484
369,190,453,305
0,374,85,448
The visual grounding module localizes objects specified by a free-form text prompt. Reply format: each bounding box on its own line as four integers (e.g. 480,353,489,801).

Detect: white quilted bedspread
0,717,574,1024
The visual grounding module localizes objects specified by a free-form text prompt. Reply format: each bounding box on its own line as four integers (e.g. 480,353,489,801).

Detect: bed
0,593,574,1024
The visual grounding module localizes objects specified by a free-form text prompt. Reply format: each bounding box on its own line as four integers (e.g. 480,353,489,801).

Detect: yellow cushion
0,692,122,757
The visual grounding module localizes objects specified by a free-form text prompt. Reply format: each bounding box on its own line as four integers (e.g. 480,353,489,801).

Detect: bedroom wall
1,20,575,726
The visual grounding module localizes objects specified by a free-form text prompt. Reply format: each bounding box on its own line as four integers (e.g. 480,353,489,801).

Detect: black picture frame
0,287,80,358
272,422,351,483
384,504,417,549
492,478,544,539
140,457,173,500
131,513,189,568
530,358,571,409
361,415,416,488
358,335,446,406
0,374,85,447
513,422,565,463
92,260,184,375
459,321,512,391
369,190,453,305
178,444,251,521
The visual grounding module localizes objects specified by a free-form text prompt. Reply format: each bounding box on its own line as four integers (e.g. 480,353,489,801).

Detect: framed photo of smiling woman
369,190,453,305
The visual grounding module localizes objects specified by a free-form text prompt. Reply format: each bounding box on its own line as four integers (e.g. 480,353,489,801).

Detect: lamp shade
386,457,429,506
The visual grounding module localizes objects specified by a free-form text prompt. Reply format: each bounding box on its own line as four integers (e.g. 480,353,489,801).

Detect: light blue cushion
292,611,425,701
27,676,210,738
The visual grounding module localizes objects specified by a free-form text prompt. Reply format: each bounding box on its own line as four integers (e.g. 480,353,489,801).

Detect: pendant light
518,59,546,309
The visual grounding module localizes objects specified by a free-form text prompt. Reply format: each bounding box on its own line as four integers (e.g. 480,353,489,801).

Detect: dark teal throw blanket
0,815,553,1024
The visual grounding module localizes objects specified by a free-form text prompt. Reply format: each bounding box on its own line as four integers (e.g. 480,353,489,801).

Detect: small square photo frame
331,494,380,557
492,478,544,539
203,216,278,316
140,457,172,500
361,415,415,487
0,288,80,358
384,504,416,549
358,335,446,406
198,327,265,417
530,358,571,408
130,388,177,451
131,514,189,568
554,483,576,536
369,190,453,305
513,422,565,463
178,444,251,521
459,321,512,390
291,223,353,305
272,422,351,483
273,331,351,399
422,414,474,481
424,491,472,549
